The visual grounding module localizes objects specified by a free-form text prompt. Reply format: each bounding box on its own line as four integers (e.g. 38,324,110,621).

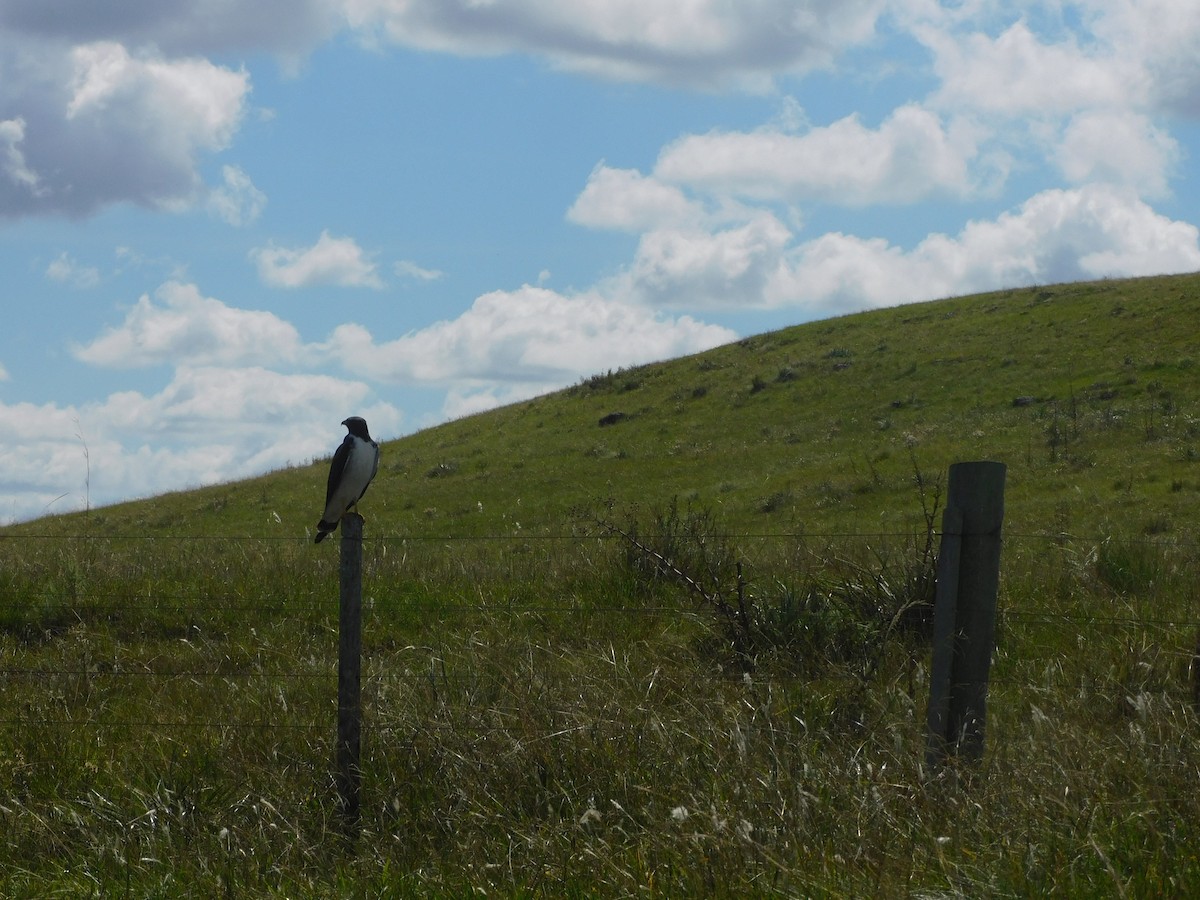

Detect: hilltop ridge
10,272,1200,541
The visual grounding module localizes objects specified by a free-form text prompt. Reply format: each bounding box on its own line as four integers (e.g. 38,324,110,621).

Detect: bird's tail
314,519,339,543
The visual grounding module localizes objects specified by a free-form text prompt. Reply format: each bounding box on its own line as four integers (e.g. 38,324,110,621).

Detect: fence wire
4,529,1200,741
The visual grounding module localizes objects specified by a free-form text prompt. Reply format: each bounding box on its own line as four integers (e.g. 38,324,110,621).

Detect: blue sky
3,1,1200,523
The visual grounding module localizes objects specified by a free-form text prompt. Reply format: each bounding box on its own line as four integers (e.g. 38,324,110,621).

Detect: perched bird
315,416,380,543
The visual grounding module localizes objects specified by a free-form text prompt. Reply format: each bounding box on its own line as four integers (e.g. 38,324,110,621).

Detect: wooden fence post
925,461,1006,771
336,513,364,834
925,503,962,769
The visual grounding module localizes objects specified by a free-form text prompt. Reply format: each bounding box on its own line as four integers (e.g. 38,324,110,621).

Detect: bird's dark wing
324,435,354,507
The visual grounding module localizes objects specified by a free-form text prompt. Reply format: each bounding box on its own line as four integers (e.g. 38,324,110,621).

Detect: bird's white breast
329,436,378,514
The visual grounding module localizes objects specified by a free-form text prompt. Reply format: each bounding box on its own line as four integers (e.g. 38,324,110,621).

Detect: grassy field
4,273,1200,894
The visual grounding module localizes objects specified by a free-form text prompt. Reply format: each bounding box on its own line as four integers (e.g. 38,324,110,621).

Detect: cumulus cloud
7,276,409,523
72,281,303,368
570,105,1004,312
921,19,1146,117
774,185,1200,313
0,399,92,519
1081,0,1200,116
0,368,403,522
568,164,705,232
65,39,246,150
574,171,1200,316
1054,111,1179,198
655,105,983,205
0,38,250,218
894,7,1190,207
324,284,735,403
909,7,1199,202
553,0,1200,315
0,0,345,222
96,365,397,439
253,231,384,289
65,272,736,445
345,0,886,90
11,270,737,519
620,213,794,309
71,275,734,406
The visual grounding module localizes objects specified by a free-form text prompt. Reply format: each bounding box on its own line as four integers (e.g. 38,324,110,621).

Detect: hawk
315,416,380,543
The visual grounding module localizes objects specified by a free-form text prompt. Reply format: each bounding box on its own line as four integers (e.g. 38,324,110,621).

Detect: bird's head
342,416,371,440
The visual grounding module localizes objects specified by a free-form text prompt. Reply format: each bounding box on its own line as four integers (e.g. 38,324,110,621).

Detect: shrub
597,499,937,677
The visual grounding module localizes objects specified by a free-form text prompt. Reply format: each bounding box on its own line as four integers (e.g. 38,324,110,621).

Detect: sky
3,1,1200,524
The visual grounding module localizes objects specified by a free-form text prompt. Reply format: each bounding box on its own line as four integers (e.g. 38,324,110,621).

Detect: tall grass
4,516,1200,895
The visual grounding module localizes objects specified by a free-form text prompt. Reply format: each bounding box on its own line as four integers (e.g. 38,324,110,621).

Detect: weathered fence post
336,513,364,834
925,461,1006,771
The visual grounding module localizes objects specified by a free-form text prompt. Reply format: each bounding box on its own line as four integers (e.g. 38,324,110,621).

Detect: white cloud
899,8,1194,202
3,269,409,521
0,361,9,381
921,20,1146,117
909,3,1200,121
773,185,1200,313
394,259,444,282
95,365,397,438
575,177,1200,316
1081,0,1200,115
654,104,983,205
0,369,403,523
46,251,101,289
64,39,245,157
324,284,736,411
874,0,1200,246
68,275,734,426
0,38,250,218
1055,111,1179,198
72,281,303,368
0,400,93,520
253,231,383,289
568,164,704,232
65,274,735,450
208,164,266,226
345,0,886,90
619,213,794,309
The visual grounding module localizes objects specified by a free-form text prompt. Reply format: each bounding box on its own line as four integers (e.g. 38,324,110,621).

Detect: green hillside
16,271,1200,541
4,273,1200,896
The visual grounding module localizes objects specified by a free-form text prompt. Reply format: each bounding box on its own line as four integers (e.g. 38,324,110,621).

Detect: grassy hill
19,271,1200,542
4,273,1200,895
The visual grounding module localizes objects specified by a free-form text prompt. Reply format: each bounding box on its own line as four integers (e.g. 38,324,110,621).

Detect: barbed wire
4,527,1197,545
0,718,326,732
1,596,1198,624
0,669,331,680
5,527,1200,745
